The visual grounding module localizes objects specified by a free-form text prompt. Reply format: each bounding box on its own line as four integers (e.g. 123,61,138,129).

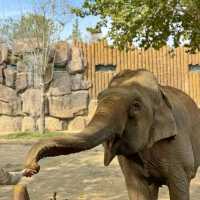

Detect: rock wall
0,42,94,133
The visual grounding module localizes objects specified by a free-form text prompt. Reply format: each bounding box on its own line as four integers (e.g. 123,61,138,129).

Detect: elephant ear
148,87,178,148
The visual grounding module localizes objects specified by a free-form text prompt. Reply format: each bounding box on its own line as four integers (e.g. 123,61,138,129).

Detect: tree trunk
40,75,45,134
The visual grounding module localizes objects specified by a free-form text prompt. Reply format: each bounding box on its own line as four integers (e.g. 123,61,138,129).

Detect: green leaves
72,0,200,53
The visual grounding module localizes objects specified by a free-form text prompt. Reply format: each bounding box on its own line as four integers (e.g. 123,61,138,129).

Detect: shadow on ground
0,144,200,200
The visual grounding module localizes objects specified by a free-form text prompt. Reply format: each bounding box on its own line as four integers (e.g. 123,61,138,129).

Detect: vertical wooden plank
135,48,139,69
183,48,189,95
139,48,143,69
130,49,134,69
155,49,159,79
91,43,95,98
108,46,114,85
94,42,99,97
128,49,132,69
177,48,181,89
181,47,185,92
164,46,168,85
190,53,195,100
101,41,105,90
87,43,92,98
108,45,113,65
143,49,147,70
161,47,166,85
105,42,110,88
168,49,173,87
172,49,177,88
156,48,160,84
100,40,104,64
179,47,183,91
120,49,124,71
147,48,151,73
137,49,142,70
97,41,102,94
161,47,165,85
154,49,157,76
166,47,171,86
148,48,151,71
191,53,196,102
99,40,103,93
103,41,107,90
113,47,117,66
82,43,88,80
194,53,199,103
123,50,127,70
104,40,108,65
116,48,121,73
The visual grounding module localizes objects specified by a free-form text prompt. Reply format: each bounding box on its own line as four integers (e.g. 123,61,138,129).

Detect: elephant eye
132,101,141,111
129,101,142,117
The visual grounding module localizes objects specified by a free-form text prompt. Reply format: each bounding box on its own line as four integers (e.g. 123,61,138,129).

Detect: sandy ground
0,144,200,200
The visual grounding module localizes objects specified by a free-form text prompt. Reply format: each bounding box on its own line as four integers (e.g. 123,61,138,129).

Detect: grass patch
0,131,65,140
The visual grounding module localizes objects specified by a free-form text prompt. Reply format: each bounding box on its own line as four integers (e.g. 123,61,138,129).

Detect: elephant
23,69,200,200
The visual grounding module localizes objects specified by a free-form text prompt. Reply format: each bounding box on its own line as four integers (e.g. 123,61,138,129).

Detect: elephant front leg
118,156,159,200
168,178,190,200
167,168,190,200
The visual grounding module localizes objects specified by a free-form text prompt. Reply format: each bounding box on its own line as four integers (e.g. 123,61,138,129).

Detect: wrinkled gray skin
24,69,200,200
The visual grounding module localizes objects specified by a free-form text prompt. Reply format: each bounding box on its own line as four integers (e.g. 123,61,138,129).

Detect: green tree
72,0,200,53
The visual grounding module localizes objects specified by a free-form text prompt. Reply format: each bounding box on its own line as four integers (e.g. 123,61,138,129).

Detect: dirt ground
0,144,200,200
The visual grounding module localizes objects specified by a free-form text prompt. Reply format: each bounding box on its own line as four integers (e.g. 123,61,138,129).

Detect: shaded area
0,144,200,200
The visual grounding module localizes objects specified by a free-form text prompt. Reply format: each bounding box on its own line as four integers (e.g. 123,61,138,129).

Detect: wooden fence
74,40,200,105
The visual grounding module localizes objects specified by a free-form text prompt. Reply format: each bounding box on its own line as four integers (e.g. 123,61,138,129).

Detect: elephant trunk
24,106,123,173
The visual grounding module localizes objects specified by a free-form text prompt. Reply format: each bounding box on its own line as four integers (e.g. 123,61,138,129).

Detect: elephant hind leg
118,156,159,200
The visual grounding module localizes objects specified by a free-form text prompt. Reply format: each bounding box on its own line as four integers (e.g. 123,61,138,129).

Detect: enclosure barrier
74,40,200,105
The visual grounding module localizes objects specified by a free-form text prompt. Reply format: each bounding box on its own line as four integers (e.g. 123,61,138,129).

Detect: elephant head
24,69,177,174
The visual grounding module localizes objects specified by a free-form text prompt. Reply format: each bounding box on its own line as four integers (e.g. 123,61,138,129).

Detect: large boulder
0,65,5,84
16,72,28,92
0,85,21,115
68,116,87,131
48,71,71,96
53,41,71,66
22,89,48,116
68,47,85,74
71,91,89,115
4,67,16,88
71,74,91,91
0,45,9,64
17,61,27,73
23,53,42,88
0,116,22,133
48,95,73,119
37,117,66,131
7,53,22,66
22,117,37,132
13,38,40,53
48,91,89,119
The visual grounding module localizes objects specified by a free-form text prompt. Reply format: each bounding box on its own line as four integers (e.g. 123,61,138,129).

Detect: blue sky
0,0,99,40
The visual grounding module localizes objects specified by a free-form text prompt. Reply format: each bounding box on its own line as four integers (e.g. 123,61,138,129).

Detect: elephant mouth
104,136,120,166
